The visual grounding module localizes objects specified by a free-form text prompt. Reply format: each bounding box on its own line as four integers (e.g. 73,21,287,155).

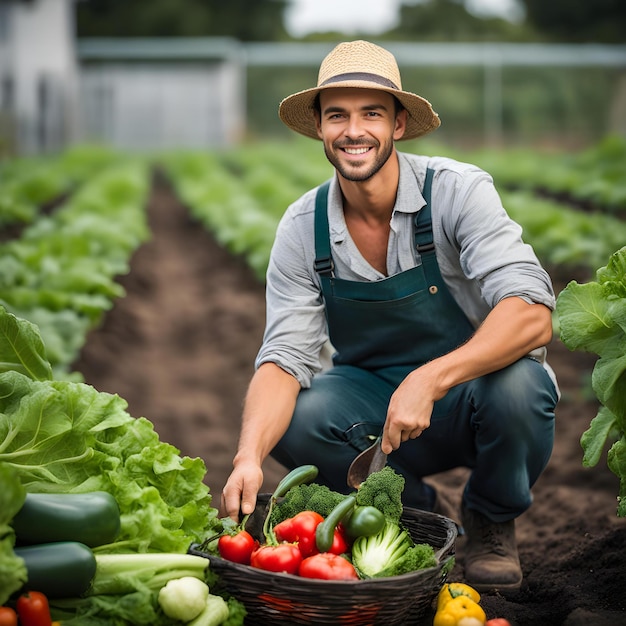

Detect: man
221,40,559,591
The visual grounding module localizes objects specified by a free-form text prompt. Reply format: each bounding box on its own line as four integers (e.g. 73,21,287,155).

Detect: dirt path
73,174,626,626
73,172,286,495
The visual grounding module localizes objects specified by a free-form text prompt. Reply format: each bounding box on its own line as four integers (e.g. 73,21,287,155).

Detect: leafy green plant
0,305,245,625
0,463,27,604
0,305,221,553
502,190,626,273
0,145,122,227
0,158,150,377
556,246,626,516
454,135,626,215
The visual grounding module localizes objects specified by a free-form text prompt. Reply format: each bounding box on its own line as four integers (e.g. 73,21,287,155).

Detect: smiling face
315,88,407,183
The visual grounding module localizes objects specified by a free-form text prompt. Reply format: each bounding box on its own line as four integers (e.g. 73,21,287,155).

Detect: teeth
344,147,370,155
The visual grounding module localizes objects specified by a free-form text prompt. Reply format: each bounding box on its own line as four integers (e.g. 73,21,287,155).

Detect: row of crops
1,135,626,381
0,148,150,378
163,134,626,280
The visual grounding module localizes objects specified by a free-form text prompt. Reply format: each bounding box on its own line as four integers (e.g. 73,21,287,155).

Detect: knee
471,359,557,437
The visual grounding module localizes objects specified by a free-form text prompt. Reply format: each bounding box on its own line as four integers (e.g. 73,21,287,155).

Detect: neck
338,150,400,223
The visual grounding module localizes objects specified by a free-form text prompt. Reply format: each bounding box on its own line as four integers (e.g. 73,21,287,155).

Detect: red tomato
250,543,302,574
16,592,52,626
218,529,257,565
0,607,18,626
274,511,324,557
274,511,349,558
329,526,349,555
486,619,512,626
298,552,359,580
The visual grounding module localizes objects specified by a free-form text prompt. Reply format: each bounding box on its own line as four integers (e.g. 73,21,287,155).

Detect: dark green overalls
272,169,558,520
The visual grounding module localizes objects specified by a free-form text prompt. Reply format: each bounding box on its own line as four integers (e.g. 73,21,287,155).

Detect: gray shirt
256,152,556,389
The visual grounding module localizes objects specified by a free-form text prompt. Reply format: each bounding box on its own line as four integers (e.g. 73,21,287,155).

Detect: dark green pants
271,357,558,522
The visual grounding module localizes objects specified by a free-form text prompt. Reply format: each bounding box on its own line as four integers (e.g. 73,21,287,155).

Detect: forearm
428,296,553,395
383,297,553,452
234,362,301,467
222,362,300,518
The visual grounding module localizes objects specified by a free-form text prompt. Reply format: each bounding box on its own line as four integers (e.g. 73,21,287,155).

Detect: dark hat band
320,72,399,91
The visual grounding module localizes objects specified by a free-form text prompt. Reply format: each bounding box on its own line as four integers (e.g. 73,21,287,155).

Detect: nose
344,114,365,139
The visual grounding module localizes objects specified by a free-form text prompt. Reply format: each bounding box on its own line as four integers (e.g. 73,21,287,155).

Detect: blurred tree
75,0,290,41
519,0,626,42
382,0,538,42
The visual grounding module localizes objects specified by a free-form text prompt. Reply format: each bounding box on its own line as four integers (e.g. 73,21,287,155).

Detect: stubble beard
324,136,394,182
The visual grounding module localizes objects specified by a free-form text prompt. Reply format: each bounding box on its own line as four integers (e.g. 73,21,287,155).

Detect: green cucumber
15,541,97,599
315,494,357,553
263,465,319,540
12,491,121,548
273,465,319,499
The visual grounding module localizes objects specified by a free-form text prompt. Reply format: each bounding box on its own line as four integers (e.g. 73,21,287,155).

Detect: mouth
340,146,373,156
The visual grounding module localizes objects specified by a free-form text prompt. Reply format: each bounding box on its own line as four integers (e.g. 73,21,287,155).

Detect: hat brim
278,81,441,141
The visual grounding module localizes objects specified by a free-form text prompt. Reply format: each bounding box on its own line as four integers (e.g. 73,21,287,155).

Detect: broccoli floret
355,466,405,523
270,482,346,525
375,542,437,578
351,520,436,578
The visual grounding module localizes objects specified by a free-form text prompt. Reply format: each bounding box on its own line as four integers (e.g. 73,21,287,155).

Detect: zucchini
12,491,121,548
15,541,97,599
263,465,319,540
315,494,357,553
273,465,319,499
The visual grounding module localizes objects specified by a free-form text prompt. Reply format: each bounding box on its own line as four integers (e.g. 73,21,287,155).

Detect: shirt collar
326,152,428,243
395,152,427,216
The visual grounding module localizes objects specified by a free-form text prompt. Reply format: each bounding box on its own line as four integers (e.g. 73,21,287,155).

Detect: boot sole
466,579,522,593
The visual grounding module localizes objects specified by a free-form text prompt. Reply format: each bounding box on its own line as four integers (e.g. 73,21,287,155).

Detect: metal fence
243,42,626,147
3,38,626,154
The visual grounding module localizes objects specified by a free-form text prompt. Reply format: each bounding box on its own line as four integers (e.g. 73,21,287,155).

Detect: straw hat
278,40,441,141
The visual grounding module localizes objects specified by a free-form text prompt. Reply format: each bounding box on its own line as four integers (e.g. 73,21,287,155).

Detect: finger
383,431,402,452
409,428,423,439
240,484,259,517
222,487,245,521
381,423,399,454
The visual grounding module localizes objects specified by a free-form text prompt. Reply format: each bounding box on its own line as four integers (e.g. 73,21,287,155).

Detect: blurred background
1,0,625,156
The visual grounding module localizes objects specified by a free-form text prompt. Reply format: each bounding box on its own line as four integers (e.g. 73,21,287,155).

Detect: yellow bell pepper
433,595,486,626
436,582,481,611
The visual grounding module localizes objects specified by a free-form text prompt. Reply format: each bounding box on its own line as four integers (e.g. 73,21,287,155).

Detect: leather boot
461,505,523,592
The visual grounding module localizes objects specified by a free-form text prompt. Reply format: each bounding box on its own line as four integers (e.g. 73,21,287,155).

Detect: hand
382,363,443,453
380,299,553,455
220,461,264,521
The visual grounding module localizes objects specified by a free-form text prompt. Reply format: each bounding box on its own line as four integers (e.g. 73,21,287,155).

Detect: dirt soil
73,173,626,626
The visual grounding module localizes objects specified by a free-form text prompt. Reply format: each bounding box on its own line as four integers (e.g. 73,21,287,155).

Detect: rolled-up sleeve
432,162,556,316
255,197,328,388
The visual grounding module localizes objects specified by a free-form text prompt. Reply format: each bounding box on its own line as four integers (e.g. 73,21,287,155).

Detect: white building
77,37,245,151
0,0,245,155
0,0,79,154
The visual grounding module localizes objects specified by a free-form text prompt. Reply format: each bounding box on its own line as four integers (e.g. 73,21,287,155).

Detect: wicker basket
189,494,457,626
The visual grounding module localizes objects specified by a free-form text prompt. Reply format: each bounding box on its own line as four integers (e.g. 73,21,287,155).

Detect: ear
315,112,323,139
393,109,408,141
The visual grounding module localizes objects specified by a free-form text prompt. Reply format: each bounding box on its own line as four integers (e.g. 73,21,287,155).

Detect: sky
285,0,525,37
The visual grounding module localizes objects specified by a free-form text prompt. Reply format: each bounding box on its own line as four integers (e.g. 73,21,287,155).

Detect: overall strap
314,180,334,276
414,167,435,255
314,167,436,277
